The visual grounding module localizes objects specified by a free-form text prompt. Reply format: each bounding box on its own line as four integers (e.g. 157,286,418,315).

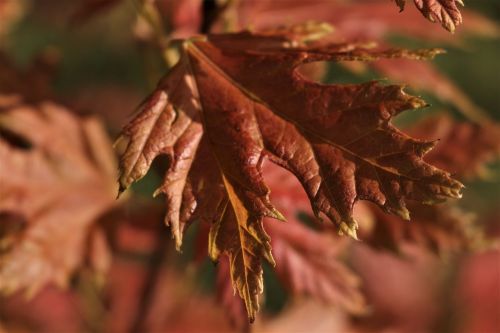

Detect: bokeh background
1,1,499,332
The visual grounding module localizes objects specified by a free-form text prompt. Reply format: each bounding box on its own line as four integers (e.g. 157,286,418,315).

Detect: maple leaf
393,0,464,32
117,28,463,320
0,100,117,295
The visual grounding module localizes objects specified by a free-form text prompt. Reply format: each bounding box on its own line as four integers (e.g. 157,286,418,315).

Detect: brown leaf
0,100,117,295
117,28,463,319
394,0,464,32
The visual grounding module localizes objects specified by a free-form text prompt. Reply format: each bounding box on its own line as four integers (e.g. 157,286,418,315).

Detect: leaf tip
269,207,286,222
152,187,163,198
116,184,127,199
338,220,359,240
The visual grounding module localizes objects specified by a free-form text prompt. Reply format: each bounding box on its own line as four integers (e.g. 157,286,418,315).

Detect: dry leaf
0,100,117,295
117,28,463,320
394,0,464,32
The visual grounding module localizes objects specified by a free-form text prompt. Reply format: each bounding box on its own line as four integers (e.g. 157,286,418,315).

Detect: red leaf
117,28,462,320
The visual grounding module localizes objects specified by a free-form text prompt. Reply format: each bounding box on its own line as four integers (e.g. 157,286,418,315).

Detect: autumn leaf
393,0,464,32
117,27,463,320
0,100,117,295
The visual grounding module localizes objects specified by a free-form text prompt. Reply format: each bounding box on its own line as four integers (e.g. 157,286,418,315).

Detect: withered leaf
0,100,117,295
117,28,463,320
394,0,464,32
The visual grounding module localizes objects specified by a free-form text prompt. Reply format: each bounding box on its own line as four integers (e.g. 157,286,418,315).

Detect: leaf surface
117,28,463,319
